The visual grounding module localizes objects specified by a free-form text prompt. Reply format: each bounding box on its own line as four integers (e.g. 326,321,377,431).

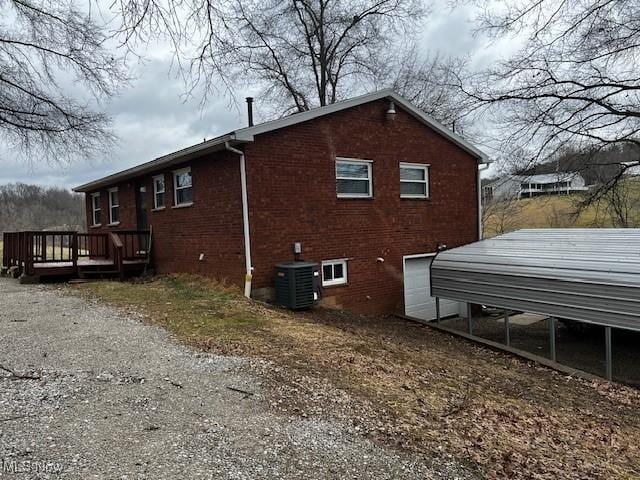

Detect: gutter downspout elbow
225,141,253,298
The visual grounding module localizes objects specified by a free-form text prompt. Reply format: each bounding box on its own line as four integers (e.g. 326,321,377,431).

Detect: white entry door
404,256,458,321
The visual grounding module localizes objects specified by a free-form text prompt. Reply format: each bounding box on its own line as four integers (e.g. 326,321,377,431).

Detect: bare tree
544,200,578,228
383,49,475,132
457,0,640,200
114,0,424,114
0,0,127,164
482,194,522,237
0,183,85,232
596,178,640,228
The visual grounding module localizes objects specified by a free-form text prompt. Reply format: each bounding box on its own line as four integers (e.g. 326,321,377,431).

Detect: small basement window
336,158,372,198
322,259,348,287
91,192,101,226
173,167,193,206
400,163,429,198
108,187,120,225
153,174,165,209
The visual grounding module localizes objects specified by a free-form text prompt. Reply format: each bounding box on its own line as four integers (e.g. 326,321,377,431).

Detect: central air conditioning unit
274,262,320,309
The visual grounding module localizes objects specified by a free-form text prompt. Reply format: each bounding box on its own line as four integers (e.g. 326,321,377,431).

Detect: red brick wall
83,98,479,315
245,99,479,315
84,182,137,230
84,151,246,284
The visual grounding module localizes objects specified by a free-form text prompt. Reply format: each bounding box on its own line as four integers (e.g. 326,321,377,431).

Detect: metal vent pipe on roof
246,97,254,126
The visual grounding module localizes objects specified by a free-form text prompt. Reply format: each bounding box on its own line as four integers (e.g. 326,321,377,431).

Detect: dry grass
74,276,268,349
70,275,640,480
484,195,599,237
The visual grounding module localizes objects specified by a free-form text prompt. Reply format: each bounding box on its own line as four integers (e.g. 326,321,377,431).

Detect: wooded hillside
0,184,85,233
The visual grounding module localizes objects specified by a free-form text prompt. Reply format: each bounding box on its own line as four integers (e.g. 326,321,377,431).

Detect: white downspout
478,162,489,240
225,141,253,298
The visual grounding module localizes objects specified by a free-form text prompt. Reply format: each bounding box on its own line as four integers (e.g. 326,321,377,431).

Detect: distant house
72,90,489,318
483,172,589,202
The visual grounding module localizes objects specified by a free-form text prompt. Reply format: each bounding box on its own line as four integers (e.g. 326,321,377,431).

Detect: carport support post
504,310,510,346
467,303,473,335
549,317,556,362
435,297,440,323
605,326,613,381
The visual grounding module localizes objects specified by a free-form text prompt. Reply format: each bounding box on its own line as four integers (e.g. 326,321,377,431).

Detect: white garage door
404,256,459,321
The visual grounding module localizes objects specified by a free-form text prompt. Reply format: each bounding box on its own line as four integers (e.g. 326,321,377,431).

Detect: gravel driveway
0,278,472,479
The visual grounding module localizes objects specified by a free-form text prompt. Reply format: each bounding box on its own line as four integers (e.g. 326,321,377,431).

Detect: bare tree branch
112,0,424,114
456,0,640,205
0,0,127,164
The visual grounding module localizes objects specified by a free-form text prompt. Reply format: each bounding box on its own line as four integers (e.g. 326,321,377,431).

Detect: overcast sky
0,1,507,190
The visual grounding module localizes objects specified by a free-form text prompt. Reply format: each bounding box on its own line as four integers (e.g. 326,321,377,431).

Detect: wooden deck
33,258,147,269
2,230,151,281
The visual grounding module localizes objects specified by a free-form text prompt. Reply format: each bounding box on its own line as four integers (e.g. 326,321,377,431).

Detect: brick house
73,90,490,318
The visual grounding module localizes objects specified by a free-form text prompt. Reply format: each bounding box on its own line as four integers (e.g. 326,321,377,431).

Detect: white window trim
90,192,101,227
107,187,120,225
321,259,348,287
336,157,373,198
153,174,166,210
173,167,193,207
400,162,430,199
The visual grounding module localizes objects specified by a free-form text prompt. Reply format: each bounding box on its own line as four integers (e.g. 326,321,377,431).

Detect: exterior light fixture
386,101,396,121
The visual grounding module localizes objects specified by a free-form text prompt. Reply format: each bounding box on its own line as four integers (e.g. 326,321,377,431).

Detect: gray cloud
0,55,245,189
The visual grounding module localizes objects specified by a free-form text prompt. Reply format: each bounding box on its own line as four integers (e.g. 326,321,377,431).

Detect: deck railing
2,230,150,278
30,232,77,272
77,233,109,258
116,230,150,261
2,232,26,273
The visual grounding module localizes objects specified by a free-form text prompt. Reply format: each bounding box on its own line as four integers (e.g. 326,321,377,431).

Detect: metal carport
430,229,640,380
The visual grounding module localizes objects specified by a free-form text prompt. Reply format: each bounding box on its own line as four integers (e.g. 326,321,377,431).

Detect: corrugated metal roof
431,229,640,331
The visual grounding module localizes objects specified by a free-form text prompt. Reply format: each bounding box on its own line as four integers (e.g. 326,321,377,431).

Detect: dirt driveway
0,278,472,479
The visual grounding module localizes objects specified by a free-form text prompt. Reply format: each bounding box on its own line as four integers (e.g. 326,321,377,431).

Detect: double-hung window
91,193,101,226
153,175,165,209
400,163,429,199
173,167,193,206
108,188,120,225
336,158,372,198
322,259,348,287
